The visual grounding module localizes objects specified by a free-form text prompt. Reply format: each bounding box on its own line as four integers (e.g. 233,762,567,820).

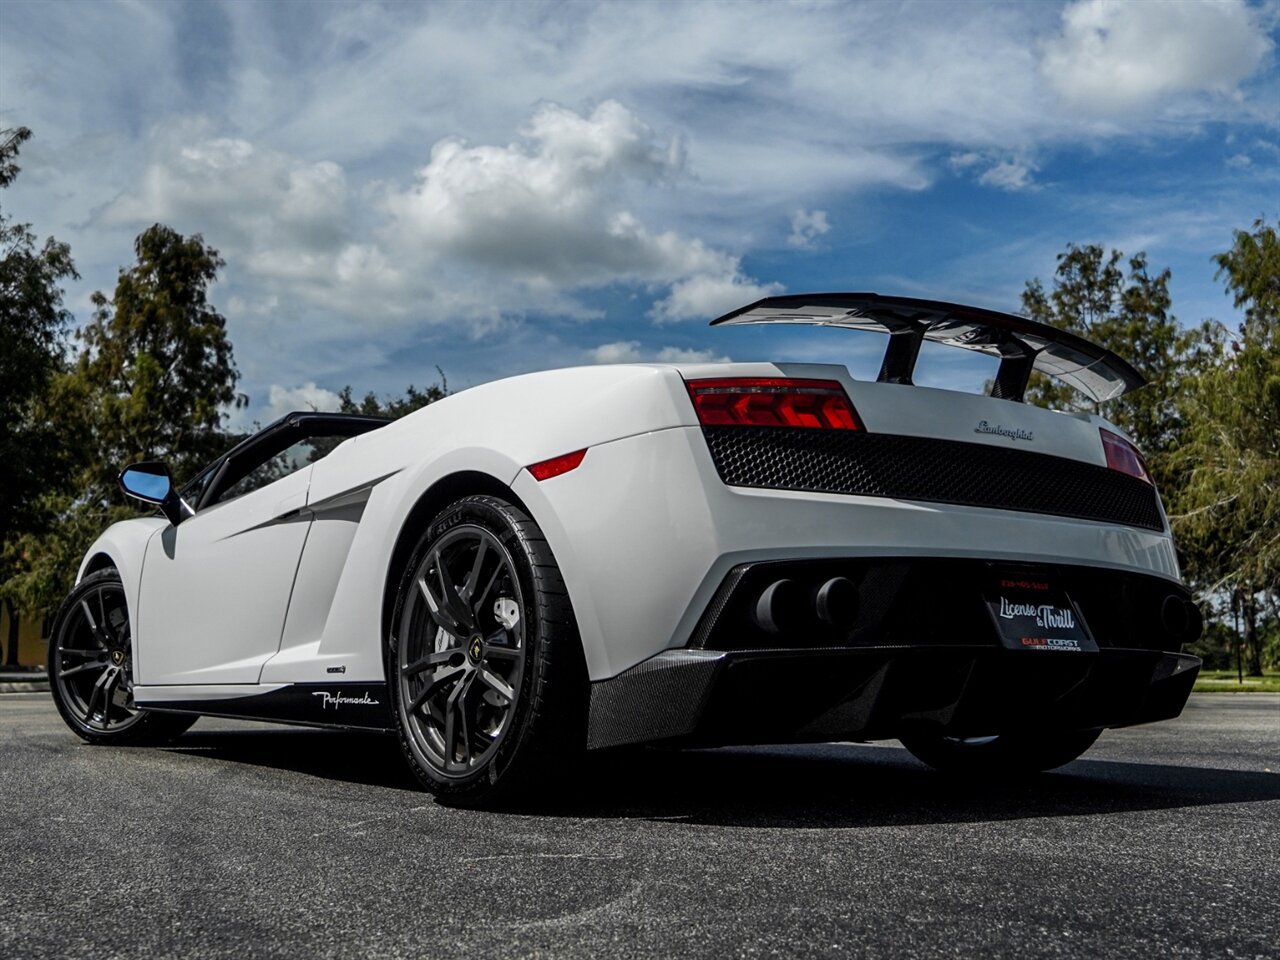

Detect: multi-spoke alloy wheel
398,524,526,776
53,575,143,734
48,568,195,746
390,495,587,805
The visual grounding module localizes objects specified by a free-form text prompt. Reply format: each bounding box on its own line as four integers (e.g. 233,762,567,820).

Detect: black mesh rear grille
702,426,1165,531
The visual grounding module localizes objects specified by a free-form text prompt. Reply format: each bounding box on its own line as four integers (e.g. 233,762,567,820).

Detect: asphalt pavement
1,692,1277,960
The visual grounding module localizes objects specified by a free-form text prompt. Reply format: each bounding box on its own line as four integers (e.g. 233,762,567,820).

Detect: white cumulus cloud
788,209,831,248
978,157,1040,191
649,273,784,324
950,151,1040,191
105,123,352,253
382,100,738,290
1042,0,1274,113
587,341,730,364
261,382,343,422
102,101,781,333
100,121,414,322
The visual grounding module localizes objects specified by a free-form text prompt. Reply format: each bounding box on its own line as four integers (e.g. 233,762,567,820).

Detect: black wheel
48,568,196,746
899,728,1102,775
389,495,587,806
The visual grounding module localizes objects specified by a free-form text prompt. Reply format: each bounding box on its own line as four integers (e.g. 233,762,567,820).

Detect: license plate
985,576,1097,653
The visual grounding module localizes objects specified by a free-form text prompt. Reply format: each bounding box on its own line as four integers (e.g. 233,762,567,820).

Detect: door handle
274,491,307,520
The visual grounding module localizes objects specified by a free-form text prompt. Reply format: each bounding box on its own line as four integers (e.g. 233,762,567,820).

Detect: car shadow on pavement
167,728,422,791
165,727,1280,828
553,743,1280,828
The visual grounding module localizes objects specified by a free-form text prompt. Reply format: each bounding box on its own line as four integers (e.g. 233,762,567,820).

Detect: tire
48,568,196,746
388,495,588,807
899,728,1102,776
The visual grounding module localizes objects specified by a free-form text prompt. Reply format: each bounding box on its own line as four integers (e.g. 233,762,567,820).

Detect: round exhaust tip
754,579,803,635
1161,594,1190,638
1183,598,1204,642
815,577,859,629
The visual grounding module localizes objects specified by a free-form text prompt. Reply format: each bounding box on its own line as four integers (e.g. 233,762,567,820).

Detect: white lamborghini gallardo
49,294,1203,804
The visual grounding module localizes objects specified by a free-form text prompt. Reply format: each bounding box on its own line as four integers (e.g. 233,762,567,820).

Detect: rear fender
265,447,528,685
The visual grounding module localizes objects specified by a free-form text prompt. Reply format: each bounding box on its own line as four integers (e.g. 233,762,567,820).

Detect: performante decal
138,683,393,731
973,420,1034,442
312,691,380,710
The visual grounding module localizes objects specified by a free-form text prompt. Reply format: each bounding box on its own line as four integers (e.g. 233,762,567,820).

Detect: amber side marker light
527,449,588,481
1100,428,1152,484
685,377,862,430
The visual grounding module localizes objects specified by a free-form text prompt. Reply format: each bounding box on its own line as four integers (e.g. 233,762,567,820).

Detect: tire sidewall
388,496,550,798
901,728,1102,774
48,568,196,746
48,569,139,741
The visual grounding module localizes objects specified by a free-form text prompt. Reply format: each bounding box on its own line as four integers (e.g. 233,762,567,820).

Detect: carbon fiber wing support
710,292,1146,403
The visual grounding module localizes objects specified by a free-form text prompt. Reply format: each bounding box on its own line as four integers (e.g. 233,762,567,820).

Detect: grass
1193,669,1280,694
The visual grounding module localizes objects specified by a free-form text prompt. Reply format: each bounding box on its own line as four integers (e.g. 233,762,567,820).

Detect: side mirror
118,461,193,527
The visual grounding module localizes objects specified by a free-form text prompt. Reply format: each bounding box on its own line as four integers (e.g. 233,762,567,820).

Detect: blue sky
2,0,1277,423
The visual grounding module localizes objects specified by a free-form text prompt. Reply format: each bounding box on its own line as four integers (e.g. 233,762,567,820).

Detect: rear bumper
587,646,1200,750
514,425,1184,681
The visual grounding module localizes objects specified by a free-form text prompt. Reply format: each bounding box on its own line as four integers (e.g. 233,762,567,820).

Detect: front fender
75,519,166,660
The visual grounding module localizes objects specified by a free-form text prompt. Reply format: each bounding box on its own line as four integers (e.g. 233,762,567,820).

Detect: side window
216,435,351,504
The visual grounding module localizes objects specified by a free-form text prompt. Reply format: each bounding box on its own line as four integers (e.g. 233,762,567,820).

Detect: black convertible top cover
710,292,1145,403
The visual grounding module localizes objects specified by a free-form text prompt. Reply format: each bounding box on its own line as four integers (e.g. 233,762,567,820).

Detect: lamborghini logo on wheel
110,650,125,666
468,635,483,663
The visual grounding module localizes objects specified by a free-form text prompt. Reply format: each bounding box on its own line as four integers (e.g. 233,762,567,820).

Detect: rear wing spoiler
710,292,1144,403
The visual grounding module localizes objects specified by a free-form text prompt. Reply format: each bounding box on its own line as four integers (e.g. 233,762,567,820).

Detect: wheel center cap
467,635,483,664
110,649,125,666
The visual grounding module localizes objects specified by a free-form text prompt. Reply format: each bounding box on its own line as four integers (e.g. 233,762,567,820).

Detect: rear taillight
685,378,862,430
1100,428,1152,485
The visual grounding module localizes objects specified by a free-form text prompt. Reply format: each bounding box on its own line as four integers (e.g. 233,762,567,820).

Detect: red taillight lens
527,449,587,481
685,378,862,430
1100,428,1151,484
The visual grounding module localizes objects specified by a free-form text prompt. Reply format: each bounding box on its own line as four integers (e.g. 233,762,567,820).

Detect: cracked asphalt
1,693,1277,959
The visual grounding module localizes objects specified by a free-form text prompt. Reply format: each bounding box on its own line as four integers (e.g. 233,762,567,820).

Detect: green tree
300,376,449,463
1021,245,1194,468
1215,217,1280,335
75,224,243,488
4,225,244,618
1172,220,1279,675
0,127,78,540
0,127,79,665
336,373,447,419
